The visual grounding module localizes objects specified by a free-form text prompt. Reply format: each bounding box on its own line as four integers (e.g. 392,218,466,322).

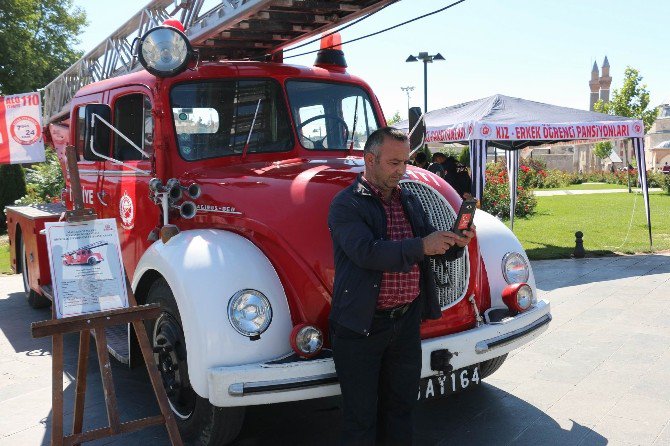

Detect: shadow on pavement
0,291,52,355
232,380,607,445
532,253,670,292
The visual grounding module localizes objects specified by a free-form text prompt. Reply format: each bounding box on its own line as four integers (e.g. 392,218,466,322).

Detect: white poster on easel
44,218,128,319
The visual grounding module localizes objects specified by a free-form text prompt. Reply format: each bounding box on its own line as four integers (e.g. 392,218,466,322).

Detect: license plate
417,365,480,401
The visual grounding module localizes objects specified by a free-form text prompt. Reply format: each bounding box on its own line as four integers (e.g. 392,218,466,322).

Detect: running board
40,286,131,365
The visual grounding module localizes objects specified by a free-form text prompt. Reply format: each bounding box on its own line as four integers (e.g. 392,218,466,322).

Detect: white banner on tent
473,121,644,141
426,123,471,143
424,120,644,143
0,92,46,165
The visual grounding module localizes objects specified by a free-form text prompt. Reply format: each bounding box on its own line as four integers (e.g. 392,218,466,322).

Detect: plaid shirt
363,177,421,309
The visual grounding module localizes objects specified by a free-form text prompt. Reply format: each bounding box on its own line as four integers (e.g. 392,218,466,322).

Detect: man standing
328,127,475,445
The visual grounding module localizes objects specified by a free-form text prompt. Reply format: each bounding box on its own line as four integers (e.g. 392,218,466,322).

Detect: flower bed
482,161,537,219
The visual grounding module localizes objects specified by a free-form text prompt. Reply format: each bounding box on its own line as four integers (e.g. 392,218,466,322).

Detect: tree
14,147,64,206
594,67,659,132
0,0,87,95
593,141,613,159
0,165,27,229
386,111,402,126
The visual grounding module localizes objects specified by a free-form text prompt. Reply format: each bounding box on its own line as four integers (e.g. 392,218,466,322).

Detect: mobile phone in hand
451,199,477,236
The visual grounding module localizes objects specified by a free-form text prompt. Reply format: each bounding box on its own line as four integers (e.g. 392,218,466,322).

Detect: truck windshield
286,81,379,151
170,79,292,160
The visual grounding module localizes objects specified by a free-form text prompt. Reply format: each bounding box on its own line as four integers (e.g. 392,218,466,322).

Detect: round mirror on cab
137,22,192,77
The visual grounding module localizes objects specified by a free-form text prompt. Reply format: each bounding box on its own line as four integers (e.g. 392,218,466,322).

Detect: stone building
590,56,612,111
644,104,670,170
527,57,617,173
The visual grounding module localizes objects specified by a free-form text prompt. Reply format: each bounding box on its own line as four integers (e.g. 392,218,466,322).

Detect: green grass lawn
513,192,670,260
535,182,628,191
0,232,12,275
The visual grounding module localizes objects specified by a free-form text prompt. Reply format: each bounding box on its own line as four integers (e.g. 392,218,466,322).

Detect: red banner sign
0,92,46,164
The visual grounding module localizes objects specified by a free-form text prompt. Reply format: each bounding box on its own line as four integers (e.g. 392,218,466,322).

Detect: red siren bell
162,18,185,32
314,32,347,70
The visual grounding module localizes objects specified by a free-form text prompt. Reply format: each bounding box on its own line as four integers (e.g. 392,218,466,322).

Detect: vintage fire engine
5,1,551,444
61,241,107,266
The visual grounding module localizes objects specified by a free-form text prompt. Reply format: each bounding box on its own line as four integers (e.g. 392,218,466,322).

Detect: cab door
71,99,104,216
100,87,159,279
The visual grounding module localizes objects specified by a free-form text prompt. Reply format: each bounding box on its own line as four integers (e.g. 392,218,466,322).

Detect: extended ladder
62,241,109,257
43,0,397,123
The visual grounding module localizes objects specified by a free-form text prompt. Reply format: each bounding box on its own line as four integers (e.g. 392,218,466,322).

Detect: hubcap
152,312,195,420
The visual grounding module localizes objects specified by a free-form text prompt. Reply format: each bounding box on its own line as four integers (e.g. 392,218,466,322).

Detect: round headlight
290,324,323,358
502,252,530,284
516,284,534,310
227,290,272,337
502,283,535,313
137,25,193,77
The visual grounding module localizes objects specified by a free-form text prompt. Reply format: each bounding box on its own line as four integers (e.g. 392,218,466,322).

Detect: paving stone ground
0,253,669,445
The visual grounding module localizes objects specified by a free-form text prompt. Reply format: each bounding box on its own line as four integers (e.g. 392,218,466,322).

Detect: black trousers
331,298,422,446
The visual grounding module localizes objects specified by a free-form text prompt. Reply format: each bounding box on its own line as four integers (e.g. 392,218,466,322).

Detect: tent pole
423,59,428,118
624,141,632,193
633,137,652,248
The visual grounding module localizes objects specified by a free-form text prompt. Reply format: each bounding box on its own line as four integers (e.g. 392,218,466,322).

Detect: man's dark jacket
328,174,463,335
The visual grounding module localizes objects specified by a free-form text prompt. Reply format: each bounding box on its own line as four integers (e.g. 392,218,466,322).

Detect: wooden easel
31,147,182,446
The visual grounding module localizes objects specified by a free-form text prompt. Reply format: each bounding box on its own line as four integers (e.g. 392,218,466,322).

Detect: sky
71,0,669,120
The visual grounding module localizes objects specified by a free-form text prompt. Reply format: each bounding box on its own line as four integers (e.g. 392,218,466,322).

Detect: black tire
479,354,508,379
87,257,97,265
19,234,51,309
145,278,245,445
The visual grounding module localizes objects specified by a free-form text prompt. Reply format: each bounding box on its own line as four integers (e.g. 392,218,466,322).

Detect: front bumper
207,301,551,407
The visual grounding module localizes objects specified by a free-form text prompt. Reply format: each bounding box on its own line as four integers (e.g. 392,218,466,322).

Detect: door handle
97,191,108,206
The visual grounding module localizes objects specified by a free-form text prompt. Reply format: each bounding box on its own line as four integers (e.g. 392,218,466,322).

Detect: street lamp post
406,52,445,115
400,86,414,113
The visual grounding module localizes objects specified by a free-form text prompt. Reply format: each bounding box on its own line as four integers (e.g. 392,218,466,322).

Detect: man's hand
455,224,476,248
422,231,459,255
423,225,477,255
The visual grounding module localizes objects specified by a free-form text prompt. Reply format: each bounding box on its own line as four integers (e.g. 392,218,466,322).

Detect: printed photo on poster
45,219,128,319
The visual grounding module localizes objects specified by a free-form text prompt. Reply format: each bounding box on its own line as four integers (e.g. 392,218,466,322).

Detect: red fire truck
5,1,551,444
61,241,107,266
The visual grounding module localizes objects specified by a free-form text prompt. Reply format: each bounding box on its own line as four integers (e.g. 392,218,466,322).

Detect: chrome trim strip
475,314,552,353
228,372,339,396
77,169,152,177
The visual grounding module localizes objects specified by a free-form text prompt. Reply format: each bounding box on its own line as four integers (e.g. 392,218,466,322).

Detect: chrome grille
400,181,469,309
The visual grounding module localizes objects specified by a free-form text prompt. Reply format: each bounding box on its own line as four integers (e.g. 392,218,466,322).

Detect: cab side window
75,106,86,160
113,94,153,161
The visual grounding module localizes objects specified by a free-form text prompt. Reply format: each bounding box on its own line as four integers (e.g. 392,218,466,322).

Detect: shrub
14,147,65,206
645,171,665,188
482,162,537,219
0,164,27,229
540,169,580,188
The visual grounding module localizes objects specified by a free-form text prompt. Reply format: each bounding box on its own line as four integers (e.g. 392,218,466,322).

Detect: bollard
573,231,585,258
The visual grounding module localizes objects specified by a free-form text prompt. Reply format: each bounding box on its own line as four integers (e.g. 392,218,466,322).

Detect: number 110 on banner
0,92,46,165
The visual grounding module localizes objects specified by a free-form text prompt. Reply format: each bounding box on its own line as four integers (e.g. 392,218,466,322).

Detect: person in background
414,151,429,169
662,161,670,174
441,155,473,199
427,152,445,177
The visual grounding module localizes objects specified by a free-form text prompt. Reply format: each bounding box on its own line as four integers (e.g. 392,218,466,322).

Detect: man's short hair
363,127,408,158
415,151,428,164
432,152,446,162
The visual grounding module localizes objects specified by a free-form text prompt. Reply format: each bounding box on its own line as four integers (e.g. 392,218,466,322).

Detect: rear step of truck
40,285,130,364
